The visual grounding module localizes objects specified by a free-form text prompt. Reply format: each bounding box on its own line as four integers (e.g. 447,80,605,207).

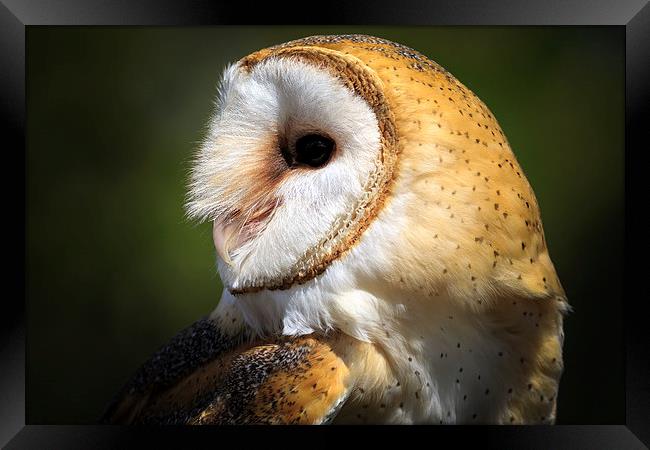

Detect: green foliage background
26,26,624,424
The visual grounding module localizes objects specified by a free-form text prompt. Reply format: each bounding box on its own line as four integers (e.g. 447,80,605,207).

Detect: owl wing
101,317,354,425
185,335,353,425
100,314,247,424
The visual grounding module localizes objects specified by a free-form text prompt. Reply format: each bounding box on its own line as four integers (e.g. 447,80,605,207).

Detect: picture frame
2,0,647,447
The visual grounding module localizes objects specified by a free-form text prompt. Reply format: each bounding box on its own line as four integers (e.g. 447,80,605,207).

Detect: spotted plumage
104,34,568,425
102,315,358,424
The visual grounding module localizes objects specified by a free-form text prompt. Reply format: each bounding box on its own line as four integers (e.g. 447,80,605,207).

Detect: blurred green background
26,26,624,424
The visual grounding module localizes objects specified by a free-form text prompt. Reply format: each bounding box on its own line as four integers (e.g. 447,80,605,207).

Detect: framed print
2,0,648,448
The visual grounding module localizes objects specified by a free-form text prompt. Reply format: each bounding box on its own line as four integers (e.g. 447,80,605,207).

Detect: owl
103,34,569,425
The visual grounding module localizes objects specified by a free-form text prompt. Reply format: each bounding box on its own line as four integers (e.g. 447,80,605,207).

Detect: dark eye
294,134,335,168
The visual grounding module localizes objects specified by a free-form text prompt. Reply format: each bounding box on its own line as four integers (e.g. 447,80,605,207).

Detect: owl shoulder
101,316,354,424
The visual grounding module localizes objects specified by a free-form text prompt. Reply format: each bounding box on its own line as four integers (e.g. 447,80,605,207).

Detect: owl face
187,55,391,293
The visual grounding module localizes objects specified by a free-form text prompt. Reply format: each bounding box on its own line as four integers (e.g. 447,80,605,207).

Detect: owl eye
293,134,335,168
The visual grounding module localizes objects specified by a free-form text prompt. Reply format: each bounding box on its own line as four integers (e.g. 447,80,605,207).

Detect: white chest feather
333,294,523,424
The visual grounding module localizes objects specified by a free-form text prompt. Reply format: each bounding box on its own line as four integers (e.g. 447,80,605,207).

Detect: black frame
3,1,648,448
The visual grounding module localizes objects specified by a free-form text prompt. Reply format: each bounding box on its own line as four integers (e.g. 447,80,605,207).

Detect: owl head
186,35,566,338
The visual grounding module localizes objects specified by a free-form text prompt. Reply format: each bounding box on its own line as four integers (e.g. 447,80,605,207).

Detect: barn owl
103,34,569,425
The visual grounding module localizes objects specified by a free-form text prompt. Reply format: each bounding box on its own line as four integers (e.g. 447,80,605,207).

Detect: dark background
26,26,624,424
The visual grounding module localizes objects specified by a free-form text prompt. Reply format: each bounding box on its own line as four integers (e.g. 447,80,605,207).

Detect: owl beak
213,220,235,266
212,200,279,267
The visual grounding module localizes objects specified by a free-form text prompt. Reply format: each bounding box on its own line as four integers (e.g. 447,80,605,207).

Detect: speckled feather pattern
103,316,354,424
101,316,245,424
